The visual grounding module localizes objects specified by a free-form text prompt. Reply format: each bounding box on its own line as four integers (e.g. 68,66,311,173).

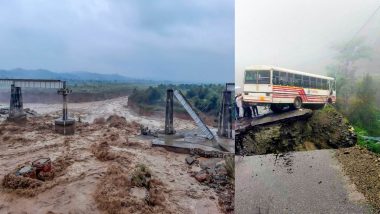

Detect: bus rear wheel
291,97,302,110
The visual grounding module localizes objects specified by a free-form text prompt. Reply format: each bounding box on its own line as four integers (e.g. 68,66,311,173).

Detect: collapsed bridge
0,79,75,135
153,83,235,154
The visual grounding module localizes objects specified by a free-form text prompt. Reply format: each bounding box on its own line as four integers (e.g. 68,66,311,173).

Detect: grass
355,126,380,154
321,104,337,114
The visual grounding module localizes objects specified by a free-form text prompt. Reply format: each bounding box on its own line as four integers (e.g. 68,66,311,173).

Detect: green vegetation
129,84,224,117
320,103,337,114
348,74,380,135
356,127,380,154
68,81,148,94
328,38,380,138
65,81,149,102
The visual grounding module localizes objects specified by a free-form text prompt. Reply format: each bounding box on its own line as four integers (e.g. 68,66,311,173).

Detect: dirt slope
336,146,380,212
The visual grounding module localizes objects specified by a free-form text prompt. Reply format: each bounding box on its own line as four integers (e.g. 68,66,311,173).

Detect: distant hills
0,68,169,84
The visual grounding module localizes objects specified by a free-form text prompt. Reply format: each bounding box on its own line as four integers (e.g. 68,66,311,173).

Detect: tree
349,74,379,135
146,87,162,105
328,38,372,113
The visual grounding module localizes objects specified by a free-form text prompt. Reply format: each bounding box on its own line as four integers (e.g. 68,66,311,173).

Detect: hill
0,68,169,84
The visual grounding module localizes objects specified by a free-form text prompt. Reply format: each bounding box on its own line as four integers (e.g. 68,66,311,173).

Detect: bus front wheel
270,104,284,113
291,97,302,110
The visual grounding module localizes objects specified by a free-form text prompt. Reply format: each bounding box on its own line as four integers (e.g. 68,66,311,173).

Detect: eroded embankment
236,106,357,155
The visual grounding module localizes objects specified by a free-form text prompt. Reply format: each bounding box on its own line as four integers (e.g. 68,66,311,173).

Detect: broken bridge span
0,79,75,135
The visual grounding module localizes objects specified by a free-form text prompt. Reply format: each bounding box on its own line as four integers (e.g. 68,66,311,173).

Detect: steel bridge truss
0,79,64,89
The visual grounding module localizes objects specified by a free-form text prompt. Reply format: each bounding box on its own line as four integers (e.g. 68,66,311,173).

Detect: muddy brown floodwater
0,97,223,213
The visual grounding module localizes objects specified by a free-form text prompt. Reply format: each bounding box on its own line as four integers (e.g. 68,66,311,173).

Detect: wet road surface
235,150,371,214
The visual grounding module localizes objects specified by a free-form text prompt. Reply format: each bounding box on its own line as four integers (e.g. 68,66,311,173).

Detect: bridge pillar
8,84,26,122
55,81,75,135
218,90,232,138
165,89,175,135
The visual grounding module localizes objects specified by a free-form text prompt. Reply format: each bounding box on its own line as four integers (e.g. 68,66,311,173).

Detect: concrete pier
55,81,75,135
218,90,232,138
8,84,26,122
54,118,76,135
165,89,175,135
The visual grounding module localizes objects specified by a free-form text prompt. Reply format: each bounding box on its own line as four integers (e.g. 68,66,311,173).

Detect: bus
242,65,336,112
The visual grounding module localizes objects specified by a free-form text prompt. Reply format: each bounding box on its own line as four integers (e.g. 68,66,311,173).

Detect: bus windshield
245,70,270,84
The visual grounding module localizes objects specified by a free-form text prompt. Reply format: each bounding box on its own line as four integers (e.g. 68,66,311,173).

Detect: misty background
235,0,380,89
0,0,234,83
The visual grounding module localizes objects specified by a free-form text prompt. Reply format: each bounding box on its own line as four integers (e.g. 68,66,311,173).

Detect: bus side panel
304,88,330,104
272,85,331,104
272,85,304,104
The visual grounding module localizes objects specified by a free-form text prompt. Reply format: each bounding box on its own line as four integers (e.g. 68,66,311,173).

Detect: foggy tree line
327,38,380,136
128,84,224,117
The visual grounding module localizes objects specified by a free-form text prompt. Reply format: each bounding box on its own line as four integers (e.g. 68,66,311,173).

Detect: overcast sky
236,0,380,87
0,0,234,83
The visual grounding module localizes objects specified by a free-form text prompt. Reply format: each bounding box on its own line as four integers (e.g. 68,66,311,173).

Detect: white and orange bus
242,65,336,112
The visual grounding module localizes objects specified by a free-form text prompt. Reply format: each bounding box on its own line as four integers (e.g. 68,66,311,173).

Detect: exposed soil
0,96,223,213
336,146,380,211
236,106,357,155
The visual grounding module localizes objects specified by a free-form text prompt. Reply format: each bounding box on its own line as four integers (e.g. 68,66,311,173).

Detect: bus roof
245,65,335,80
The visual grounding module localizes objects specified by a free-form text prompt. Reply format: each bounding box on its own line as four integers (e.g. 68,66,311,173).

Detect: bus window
245,71,257,84
322,79,327,89
333,80,336,90
245,70,270,84
330,80,336,91
295,74,302,87
310,77,316,88
273,70,280,85
280,72,288,85
303,76,310,88
258,71,270,84
316,78,322,89
315,78,320,89
288,73,295,86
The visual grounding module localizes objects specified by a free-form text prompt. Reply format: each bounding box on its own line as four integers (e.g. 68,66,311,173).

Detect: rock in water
185,156,195,165
194,170,209,182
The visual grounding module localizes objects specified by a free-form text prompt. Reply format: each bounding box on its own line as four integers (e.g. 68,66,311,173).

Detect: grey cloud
0,0,234,83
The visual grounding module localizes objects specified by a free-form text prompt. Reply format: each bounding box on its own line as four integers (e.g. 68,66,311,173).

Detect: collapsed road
235,106,357,155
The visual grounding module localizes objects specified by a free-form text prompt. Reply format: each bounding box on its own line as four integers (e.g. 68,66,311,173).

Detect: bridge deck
236,109,313,134
0,79,64,89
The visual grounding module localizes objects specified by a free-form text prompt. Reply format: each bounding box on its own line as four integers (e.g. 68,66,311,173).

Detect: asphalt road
235,150,372,214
